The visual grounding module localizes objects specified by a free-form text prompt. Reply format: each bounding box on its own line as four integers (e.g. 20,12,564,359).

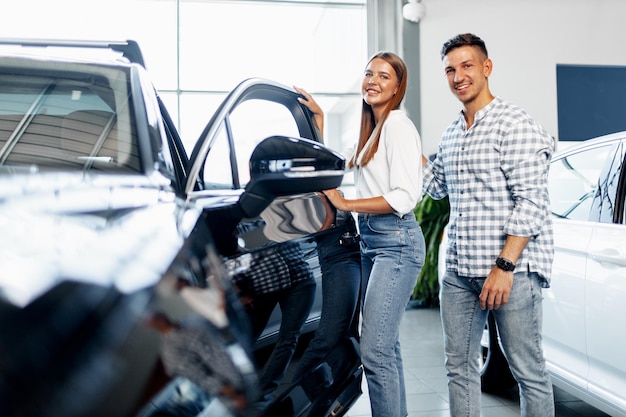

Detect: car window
229,99,299,186
589,140,625,223
198,99,300,190
202,120,235,189
187,81,319,195
0,70,140,173
549,144,613,220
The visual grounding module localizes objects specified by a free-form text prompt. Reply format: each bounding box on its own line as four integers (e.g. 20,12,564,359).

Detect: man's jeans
293,223,362,377
359,212,425,417
248,243,317,399
440,270,555,417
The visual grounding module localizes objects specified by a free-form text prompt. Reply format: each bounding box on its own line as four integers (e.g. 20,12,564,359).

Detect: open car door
146,78,363,417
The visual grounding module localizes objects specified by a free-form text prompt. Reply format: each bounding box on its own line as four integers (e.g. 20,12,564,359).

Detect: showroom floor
345,306,610,417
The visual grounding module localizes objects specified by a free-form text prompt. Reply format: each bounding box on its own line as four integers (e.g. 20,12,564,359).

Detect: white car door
584,139,626,413
543,220,591,384
585,221,626,411
544,141,615,389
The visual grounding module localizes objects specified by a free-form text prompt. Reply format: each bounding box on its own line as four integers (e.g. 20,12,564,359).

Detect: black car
0,39,362,417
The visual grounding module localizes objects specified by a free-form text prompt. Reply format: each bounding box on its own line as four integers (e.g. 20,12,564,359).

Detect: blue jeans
358,212,425,417
440,270,554,417
294,222,362,377
249,244,317,399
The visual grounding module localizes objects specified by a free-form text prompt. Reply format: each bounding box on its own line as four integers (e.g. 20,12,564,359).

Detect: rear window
0,67,140,173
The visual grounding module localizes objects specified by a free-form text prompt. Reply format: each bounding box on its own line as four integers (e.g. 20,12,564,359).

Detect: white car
440,132,626,417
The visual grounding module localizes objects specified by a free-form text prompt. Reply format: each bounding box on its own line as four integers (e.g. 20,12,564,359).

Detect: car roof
0,38,145,68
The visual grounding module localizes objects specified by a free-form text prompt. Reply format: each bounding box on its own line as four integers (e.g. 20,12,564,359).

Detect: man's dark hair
440,33,488,61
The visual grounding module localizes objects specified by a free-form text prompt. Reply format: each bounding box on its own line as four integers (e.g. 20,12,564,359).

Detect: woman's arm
322,189,393,214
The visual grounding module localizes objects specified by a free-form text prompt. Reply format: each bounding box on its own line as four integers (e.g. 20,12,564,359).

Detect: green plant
412,195,450,307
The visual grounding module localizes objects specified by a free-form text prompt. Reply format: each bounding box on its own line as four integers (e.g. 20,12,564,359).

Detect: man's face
443,45,492,105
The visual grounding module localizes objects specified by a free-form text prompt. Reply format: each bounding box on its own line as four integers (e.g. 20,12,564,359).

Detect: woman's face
362,58,399,110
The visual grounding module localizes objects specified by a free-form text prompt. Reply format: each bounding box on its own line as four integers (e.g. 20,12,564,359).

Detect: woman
295,51,425,417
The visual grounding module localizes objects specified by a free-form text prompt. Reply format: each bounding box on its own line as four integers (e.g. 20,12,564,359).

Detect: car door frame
185,78,322,197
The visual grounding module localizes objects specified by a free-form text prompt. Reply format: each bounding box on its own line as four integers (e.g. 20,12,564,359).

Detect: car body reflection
143,192,363,417
227,192,363,415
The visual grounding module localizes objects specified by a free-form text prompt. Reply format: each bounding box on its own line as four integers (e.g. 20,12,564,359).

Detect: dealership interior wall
411,0,626,156
3,0,626,157
361,0,626,156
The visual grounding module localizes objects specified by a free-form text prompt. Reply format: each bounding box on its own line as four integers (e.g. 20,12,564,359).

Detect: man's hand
479,267,514,310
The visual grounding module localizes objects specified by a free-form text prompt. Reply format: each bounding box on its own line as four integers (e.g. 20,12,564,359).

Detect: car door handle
590,248,626,267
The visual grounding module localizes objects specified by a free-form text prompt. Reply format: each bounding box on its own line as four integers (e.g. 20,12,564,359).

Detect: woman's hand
294,86,324,137
322,189,394,215
322,188,347,211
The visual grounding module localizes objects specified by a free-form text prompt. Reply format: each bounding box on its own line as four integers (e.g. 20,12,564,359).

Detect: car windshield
0,61,140,174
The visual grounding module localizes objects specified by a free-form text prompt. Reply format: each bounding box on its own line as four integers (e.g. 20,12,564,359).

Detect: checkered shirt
423,97,555,285
231,241,314,296
160,317,247,399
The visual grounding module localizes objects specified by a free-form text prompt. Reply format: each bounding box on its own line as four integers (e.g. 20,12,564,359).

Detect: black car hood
0,172,197,308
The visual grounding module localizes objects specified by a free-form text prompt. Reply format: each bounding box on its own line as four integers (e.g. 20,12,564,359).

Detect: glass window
589,141,625,223
0,70,139,173
175,0,366,155
177,93,228,153
229,99,300,187
202,120,234,189
549,144,613,220
177,2,366,93
199,99,300,190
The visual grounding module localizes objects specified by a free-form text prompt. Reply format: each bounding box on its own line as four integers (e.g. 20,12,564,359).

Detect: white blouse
353,109,423,216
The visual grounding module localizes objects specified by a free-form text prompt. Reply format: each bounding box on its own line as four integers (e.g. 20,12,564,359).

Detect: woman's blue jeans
358,212,425,417
440,270,555,417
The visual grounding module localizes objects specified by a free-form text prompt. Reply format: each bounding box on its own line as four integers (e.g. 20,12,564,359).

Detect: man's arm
479,235,530,310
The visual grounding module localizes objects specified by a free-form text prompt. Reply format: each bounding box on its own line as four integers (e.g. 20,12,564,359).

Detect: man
423,33,555,417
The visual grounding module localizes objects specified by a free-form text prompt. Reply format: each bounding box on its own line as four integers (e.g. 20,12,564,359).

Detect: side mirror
238,136,345,218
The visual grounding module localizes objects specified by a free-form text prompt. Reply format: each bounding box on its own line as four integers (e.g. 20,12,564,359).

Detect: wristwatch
495,257,516,272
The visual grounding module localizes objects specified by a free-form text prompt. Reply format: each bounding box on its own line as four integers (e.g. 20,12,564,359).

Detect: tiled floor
346,306,610,417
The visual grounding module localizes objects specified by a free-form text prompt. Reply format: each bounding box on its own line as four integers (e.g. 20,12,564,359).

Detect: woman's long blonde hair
348,51,408,169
